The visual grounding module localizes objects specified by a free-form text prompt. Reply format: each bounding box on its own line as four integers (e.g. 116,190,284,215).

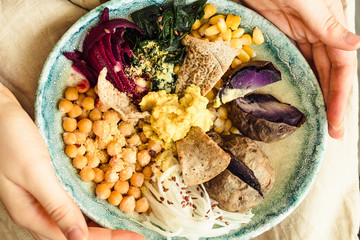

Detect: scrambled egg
140,85,214,143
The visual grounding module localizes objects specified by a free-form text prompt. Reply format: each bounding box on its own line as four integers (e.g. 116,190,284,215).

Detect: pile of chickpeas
59,78,163,214
190,4,264,69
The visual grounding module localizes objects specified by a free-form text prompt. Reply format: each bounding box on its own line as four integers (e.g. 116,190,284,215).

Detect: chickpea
81,96,95,110
119,166,133,181
107,141,122,156
119,196,136,214
63,132,76,145
147,139,162,154
138,132,148,143
93,120,110,138
114,180,129,194
122,148,137,163
64,87,79,101
135,197,149,213
127,186,141,199
93,168,105,183
77,144,86,156
137,150,151,166
73,130,87,144
108,190,123,206
72,155,88,169
58,100,73,113
101,180,116,189
96,183,111,199
89,108,102,121
78,118,93,134
62,117,77,132
86,153,100,168
76,79,90,93
75,93,86,106
103,110,120,124
142,166,153,180
130,172,144,187
135,162,143,172
78,109,90,120
79,167,95,182
65,144,78,158
104,170,119,183
86,87,97,98
67,104,83,118
96,99,110,112
118,121,134,137
109,157,125,172
127,134,142,147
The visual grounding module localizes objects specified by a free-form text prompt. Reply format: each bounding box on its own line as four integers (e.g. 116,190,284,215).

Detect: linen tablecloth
0,0,358,239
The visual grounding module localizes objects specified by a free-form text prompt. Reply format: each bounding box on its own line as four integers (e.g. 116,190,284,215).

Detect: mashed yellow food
140,85,214,143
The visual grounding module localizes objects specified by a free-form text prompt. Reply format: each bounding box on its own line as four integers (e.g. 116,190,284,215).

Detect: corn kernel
190,30,202,39
243,45,256,58
192,19,201,30
232,28,245,38
205,89,215,101
217,106,228,119
252,27,264,45
231,57,242,69
237,49,251,63
224,119,232,132
221,28,232,41
225,14,234,27
229,16,241,30
230,39,243,49
213,36,223,42
203,4,217,19
206,34,219,42
173,65,180,74
198,23,210,36
239,34,252,45
230,126,241,134
204,25,220,36
209,15,225,25
214,117,225,133
217,18,227,33
201,38,210,42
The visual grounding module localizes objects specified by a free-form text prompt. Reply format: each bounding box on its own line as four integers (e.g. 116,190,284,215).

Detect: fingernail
67,226,84,240
344,31,360,46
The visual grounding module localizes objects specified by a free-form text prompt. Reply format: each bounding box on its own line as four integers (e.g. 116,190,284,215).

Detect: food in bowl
58,1,306,239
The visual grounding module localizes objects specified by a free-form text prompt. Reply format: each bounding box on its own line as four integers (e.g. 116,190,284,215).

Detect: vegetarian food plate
35,0,327,239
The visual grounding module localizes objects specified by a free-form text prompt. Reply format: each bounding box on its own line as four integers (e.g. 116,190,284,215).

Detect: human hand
242,0,360,139
0,84,145,240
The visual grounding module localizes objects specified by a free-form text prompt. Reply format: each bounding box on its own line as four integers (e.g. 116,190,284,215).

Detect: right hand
0,83,145,240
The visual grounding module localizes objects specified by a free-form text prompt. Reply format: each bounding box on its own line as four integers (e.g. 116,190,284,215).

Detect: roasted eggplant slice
204,135,275,212
214,60,281,107
229,93,306,142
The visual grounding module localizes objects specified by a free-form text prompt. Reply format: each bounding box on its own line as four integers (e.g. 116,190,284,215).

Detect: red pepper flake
160,197,165,202
181,187,187,190
164,188,169,192
206,210,210,214
182,205,186,208
182,180,185,184
193,205,197,210
211,204,217,209
184,196,190,202
174,30,179,36
200,192,204,198
149,150,156,157
167,200,173,205
158,16,163,22
176,183,179,187
181,200,186,205
171,176,176,181
186,191,191,194
225,222,230,225
196,187,200,191
180,32,184,36
191,197,198,200
159,7,163,11
192,213,195,217
104,28,110,34
205,215,209,219
159,25,163,30
156,165,161,169
161,181,164,184
242,223,247,226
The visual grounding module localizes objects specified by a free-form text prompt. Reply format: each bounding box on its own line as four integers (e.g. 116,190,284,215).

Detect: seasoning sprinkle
158,16,163,22
104,29,111,34
200,192,204,198
159,25,163,30
174,30,179,36
225,222,230,225
160,197,165,202
181,187,187,190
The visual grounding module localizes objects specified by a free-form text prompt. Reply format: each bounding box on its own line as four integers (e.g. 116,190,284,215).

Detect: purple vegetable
217,61,281,105
63,7,144,102
229,93,306,142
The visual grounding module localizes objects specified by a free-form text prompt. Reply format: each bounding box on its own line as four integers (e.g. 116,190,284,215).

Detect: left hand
242,0,360,139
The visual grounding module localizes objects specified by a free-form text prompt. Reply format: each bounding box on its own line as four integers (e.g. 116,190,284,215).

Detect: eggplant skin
229,98,306,143
204,135,275,212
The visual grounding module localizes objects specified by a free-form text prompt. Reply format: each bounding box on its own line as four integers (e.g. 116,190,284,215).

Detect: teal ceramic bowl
35,0,327,239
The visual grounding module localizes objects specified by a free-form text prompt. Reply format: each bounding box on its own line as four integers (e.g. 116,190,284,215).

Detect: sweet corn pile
190,4,264,69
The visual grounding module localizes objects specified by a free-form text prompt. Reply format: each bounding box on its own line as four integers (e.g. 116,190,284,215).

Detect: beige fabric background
0,0,358,239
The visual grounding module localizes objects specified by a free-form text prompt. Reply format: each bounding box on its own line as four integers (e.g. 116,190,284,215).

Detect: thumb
292,0,360,50
24,163,89,240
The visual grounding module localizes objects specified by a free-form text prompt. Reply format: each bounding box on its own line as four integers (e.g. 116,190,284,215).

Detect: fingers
21,163,89,240
312,42,331,103
291,0,360,50
88,227,146,240
0,177,65,240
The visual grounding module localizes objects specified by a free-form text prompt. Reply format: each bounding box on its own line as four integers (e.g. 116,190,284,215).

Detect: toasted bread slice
97,68,149,121
176,36,241,95
176,126,231,186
